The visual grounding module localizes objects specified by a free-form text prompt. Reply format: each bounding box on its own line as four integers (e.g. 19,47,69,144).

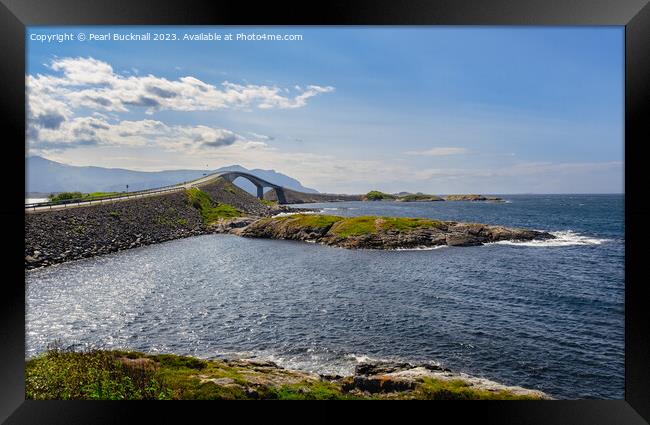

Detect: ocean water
25,194,624,399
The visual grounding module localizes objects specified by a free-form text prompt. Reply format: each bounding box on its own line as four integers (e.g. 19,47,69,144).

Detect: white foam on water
272,211,319,217
393,245,449,251
491,230,611,247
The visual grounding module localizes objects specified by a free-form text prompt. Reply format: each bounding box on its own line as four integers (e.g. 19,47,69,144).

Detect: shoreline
26,348,552,400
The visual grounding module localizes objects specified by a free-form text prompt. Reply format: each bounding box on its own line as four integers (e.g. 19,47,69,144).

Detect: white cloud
29,116,267,154
405,147,468,156
28,57,334,116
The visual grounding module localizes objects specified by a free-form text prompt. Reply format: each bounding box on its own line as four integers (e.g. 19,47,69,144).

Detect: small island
215,213,554,249
361,191,503,202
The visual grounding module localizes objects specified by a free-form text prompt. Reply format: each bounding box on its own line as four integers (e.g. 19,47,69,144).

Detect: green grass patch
275,381,363,400
186,188,241,224
378,217,446,232
260,199,278,206
26,347,172,400
398,194,443,202
281,214,343,229
329,216,377,237
49,192,121,203
415,378,541,400
271,215,447,237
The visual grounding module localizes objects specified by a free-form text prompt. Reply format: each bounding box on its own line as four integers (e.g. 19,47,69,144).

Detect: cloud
28,57,334,116
405,147,468,156
416,161,623,180
27,115,267,154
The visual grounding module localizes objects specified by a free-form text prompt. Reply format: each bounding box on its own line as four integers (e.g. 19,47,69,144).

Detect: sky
26,26,624,194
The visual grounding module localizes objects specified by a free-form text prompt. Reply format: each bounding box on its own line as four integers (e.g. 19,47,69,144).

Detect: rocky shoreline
215,214,555,250
26,349,552,400
25,178,552,269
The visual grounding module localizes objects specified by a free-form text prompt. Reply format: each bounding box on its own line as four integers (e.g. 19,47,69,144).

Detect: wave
272,211,319,217
393,245,448,251
491,230,611,247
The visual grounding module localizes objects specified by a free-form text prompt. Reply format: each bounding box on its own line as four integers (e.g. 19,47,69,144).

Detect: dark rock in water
446,234,484,246
355,361,415,376
343,375,416,393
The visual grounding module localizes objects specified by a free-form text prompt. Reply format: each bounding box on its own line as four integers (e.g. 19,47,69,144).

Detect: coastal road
25,171,233,214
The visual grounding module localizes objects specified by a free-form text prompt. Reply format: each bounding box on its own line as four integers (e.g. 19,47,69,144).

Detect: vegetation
364,190,397,201
377,216,446,232
268,214,448,237
398,194,444,202
26,348,543,400
26,346,172,400
442,194,485,201
329,216,377,237
49,192,121,203
277,214,343,229
260,199,278,206
415,378,537,400
186,188,241,224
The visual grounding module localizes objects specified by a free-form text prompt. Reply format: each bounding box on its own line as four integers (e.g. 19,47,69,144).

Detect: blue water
25,194,624,399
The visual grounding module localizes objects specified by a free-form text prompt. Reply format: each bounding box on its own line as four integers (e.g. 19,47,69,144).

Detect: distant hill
26,156,318,196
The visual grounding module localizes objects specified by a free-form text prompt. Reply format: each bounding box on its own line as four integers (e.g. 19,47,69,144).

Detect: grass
415,378,538,400
281,214,343,229
26,346,172,400
49,192,121,203
377,217,446,232
185,188,241,224
260,199,278,206
25,348,543,400
398,194,444,202
330,216,377,237
443,194,484,201
265,214,447,237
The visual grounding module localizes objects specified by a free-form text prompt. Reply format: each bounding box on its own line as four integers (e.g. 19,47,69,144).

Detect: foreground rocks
224,214,554,249
26,349,552,400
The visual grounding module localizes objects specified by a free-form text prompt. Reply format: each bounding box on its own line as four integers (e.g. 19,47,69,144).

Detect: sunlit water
26,194,624,399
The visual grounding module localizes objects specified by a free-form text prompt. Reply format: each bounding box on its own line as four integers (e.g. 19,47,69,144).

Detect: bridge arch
217,171,287,204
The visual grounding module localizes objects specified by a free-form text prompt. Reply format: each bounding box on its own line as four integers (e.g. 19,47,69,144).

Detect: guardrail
24,169,280,212
25,184,191,211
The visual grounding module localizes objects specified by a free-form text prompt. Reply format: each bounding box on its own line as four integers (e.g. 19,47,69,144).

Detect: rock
446,234,483,246
237,214,553,250
355,361,415,376
342,376,416,393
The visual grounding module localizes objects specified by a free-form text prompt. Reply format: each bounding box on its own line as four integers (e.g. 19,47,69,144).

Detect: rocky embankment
217,214,554,249
25,178,275,270
26,349,551,400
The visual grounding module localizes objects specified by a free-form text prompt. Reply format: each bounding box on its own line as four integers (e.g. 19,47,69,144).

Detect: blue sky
26,26,624,193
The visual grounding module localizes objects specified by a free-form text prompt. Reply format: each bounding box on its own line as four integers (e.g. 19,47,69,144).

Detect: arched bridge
210,171,287,204
26,169,290,212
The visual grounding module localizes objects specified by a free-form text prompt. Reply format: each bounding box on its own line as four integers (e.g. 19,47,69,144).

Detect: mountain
26,156,318,196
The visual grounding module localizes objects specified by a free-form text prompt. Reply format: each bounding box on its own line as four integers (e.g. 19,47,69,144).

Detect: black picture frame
1,0,648,423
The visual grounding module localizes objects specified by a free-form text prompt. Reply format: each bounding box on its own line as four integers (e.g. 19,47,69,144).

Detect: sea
25,194,624,399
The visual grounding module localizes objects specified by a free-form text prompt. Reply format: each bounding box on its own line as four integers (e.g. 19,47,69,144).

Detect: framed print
1,0,649,423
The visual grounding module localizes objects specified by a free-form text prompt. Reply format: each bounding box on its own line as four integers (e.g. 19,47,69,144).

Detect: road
25,171,226,214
